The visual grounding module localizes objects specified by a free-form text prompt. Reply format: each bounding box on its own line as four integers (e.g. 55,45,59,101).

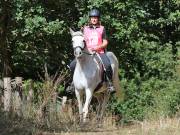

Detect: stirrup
107,82,116,94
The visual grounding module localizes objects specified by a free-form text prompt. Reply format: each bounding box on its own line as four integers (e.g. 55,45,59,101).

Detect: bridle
72,34,95,56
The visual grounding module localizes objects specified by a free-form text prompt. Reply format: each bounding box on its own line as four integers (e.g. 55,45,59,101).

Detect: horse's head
70,28,85,58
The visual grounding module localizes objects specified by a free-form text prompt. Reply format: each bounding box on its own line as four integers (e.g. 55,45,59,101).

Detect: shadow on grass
0,109,36,135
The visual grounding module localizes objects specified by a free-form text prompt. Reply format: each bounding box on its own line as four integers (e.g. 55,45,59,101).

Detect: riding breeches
69,59,76,73
98,53,113,81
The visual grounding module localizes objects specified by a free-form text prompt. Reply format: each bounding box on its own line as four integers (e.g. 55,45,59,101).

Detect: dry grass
1,97,180,135
35,117,180,135
1,67,180,135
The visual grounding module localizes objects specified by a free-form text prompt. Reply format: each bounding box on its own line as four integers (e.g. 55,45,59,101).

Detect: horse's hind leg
96,94,104,121
99,92,110,122
75,89,83,122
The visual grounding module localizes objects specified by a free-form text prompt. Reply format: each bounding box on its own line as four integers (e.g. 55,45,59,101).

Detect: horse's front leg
83,88,93,122
75,89,83,122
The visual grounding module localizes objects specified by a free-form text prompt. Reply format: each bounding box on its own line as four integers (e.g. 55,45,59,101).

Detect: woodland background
0,0,180,131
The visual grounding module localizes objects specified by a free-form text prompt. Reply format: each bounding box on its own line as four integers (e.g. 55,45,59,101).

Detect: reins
82,50,95,56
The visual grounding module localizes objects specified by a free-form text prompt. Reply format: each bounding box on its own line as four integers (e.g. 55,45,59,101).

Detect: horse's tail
106,52,124,102
113,70,124,102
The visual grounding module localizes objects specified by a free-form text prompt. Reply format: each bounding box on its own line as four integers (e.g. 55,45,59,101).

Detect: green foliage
6,0,77,78
135,79,180,121
57,84,64,93
0,0,180,122
82,0,180,121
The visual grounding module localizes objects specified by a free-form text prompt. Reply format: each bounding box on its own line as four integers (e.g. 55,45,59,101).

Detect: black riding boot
65,71,75,94
66,60,76,94
99,53,116,94
107,79,116,94
105,70,116,94
66,81,75,94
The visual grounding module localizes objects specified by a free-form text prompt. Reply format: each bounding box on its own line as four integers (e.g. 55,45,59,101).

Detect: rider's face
90,17,99,25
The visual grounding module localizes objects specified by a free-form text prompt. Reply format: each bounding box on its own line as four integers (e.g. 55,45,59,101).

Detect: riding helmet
89,9,100,17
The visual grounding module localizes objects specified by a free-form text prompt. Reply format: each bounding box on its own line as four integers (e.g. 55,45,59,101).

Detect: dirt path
36,118,180,135
1,109,180,135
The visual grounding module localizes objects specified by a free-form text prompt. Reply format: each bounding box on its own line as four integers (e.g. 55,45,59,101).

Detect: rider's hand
90,49,96,54
92,46,101,51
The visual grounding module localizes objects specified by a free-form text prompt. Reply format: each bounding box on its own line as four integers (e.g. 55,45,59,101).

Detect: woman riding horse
69,9,115,93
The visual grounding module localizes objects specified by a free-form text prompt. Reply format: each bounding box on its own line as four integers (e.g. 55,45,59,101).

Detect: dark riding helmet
89,9,100,17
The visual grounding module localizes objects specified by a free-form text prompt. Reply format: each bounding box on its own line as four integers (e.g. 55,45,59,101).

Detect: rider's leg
99,53,116,93
69,59,76,72
66,59,76,93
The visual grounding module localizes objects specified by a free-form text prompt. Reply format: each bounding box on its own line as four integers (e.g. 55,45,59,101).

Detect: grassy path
35,118,180,135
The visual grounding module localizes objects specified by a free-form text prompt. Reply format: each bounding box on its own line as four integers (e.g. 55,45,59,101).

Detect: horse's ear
69,28,74,36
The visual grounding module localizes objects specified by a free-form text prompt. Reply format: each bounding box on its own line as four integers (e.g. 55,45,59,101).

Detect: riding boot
105,72,116,94
65,63,75,94
107,78,116,94
66,81,75,94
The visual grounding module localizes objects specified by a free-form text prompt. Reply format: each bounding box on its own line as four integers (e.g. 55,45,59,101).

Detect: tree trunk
0,0,12,77
0,79,3,107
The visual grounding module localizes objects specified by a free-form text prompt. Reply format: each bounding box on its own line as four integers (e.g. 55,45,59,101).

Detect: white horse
70,28,123,123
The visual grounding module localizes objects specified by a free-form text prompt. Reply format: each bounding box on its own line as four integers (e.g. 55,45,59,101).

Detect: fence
0,77,24,116
0,77,71,121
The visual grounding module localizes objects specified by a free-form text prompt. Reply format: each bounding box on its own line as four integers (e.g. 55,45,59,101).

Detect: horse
70,28,123,123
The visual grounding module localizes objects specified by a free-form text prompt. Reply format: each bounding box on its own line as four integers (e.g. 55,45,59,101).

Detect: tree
0,0,180,121
0,0,13,77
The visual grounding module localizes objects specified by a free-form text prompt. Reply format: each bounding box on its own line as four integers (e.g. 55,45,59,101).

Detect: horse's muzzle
74,47,83,58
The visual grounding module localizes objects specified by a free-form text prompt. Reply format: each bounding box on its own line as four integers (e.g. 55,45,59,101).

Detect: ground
1,111,179,135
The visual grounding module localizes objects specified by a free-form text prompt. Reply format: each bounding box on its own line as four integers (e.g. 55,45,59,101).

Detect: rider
68,9,115,93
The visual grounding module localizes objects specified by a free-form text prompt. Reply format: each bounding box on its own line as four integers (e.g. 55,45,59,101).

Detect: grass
0,68,180,135
36,117,180,135
0,104,180,135
0,109,36,135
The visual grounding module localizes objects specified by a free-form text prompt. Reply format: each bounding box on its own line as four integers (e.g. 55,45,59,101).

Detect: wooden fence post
26,79,34,116
14,77,23,116
3,77,11,111
27,79,33,103
62,96,67,112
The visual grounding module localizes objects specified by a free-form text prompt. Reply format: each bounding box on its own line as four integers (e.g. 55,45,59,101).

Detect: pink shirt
83,25,105,54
